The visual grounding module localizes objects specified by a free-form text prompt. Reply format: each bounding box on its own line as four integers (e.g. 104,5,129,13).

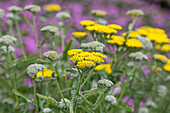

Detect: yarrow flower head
108,24,123,30
80,20,95,27
153,54,168,63
105,95,117,105
24,5,41,14
94,64,112,74
164,60,170,72
43,108,51,113
126,38,142,48
129,52,148,60
81,41,105,52
98,79,114,88
40,25,58,34
156,44,170,52
0,46,15,53
59,98,70,109
32,68,56,79
56,11,71,20
72,32,87,42
138,107,149,113
0,35,17,45
146,101,157,108
27,63,46,76
137,36,153,50
44,4,61,12
8,5,22,13
157,85,167,97
126,9,144,18
0,8,5,18
91,9,107,18
107,35,125,46
43,51,60,62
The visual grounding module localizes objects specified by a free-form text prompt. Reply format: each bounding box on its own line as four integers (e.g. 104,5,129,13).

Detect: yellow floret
153,54,168,63
126,39,142,47
67,49,83,57
80,20,95,26
94,64,112,74
76,60,96,68
44,4,61,12
156,44,170,52
108,24,123,30
72,32,87,38
107,35,125,45
32,68,55,78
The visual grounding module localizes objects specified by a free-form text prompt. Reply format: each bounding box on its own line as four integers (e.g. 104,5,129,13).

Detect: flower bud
24,5,41,14
8,5,22,13
127,9,144,18
43,51,60,62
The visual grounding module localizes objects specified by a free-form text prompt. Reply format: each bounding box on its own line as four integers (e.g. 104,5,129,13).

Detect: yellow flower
72,32,87,38
76,60,96,68
107,35,125,45
164,63,170,72
44,4,61,12
136,28,148,36
156,44,170,52
147,33,170,43
80,20,95,27
153,54,168,63
95,64,112,74
108,24,123,30
122,31,139,38
94,24,117,34
31,68,55,78
67,49,83,57
126,39,142,47
91,10,107,17
151,65,162,72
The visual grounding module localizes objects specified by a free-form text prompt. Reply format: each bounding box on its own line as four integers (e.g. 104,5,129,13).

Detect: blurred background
0,0,170,56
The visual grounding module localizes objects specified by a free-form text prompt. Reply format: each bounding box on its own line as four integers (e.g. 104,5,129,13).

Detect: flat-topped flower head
107,35,125,46
164,60,170,72
76,60,96,69
43,51,60,62
94,64,112,74
40,25,58,34
153,54,168,63
93,24,117,34
67,49,83,57
126,9,144,18
138,107,149,113
27,63,46,76
59,98,70,109
24,5,41,14
98,79,114,88
8,5,22,13
7,13,20,20
80,20,95,27
129,52,148,61
137,36,153,50
0,46,15,53
72,32,87,42
157,85,167,97
108,24,123,30
156,44,170,52
105,95,117,105
56,11,71,20
43,108,51,113
91,9,107,18
0,35,17,45
0,8,5,18
44,4,61,12
126,39,142,48
81,41,105,52
32,68,56,78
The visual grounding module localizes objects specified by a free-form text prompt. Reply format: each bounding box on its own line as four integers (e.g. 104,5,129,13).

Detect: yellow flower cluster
108,24,123,30
67,49,107,69
107,35,125,45
153,54,168,63
164,60,170,72
156,44,170,52
31,68,54,78
43,4,61,12
80,20,95,27
86,24,117,34
122,31,139,38
151,65,162,72
67,49,83,57
126,39,142,47
72,32,87,38
91,10,107,17
94,64,112,74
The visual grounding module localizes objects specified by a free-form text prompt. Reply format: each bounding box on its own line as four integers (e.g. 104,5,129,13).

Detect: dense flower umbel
80,20,95,27
81,41,105,52
98,79,114,87
40,25,58,33
126,39,142,47
94,64,112,74
43,4,61,12
27,63,46,76
108,24,123,30
0,46,15,53
107,35,125,45
43,51,60,61
24,5,41,14
8,5,22,13
0,35,17,45
68,49,107,69
31,68,55,78
0,8,4,17
56,11,71,20
129,52,148,60
105,95,117,105
91,9,107,17
72,32,87,41
164,60,170,72
153,54,168,63
126,9,144,18
156,44,170,52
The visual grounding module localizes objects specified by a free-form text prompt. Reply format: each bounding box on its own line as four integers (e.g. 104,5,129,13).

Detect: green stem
61,27,65,51
33,79,39,113
52,63,68,111
15,19,27,59
79,93,92,107
32,14,42,59
0,26,2,36
80,72,92,89
93,92,104,110
7,46,19,113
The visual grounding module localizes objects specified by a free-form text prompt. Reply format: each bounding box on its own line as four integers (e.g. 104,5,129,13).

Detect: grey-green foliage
37,93,58,105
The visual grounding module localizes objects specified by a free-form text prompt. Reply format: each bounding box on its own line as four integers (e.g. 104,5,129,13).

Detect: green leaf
62,39,73,61
0,77,11,90
21,13,32,27
65,23,72,35
120,102,134,112
37,93,58,105
12,89,33,103
65,68,77,74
